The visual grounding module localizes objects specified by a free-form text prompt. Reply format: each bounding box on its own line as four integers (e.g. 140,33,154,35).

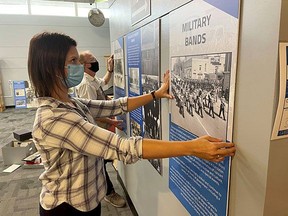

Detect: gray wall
263,0,288,215
110,0,288,215
229,0,283,215
0,14,111,106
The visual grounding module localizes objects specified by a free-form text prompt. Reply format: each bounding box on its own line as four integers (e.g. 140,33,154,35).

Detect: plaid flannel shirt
33,96,142,211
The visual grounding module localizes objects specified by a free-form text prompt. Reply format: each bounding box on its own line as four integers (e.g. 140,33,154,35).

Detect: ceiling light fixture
88,0,108,27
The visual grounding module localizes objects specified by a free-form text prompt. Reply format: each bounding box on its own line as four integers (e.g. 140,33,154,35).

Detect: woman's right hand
188,135,236,162
110,118,124,130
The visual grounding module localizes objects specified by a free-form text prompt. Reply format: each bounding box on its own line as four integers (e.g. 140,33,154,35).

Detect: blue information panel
125,20,162,174
170,121,231,215
126,29,143,136
13,81,27,108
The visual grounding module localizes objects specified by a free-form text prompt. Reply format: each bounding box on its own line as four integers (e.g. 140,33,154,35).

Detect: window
30,0,75,16
0,0,28,15
77,2,92,17
0,0,110,18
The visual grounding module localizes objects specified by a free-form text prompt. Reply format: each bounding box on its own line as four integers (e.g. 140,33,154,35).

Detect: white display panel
169,0,240,215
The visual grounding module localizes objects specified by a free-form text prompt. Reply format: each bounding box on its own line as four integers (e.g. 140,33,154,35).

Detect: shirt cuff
119,97,128,112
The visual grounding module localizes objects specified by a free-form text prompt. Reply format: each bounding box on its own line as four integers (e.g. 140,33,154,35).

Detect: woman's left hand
155,70,174,99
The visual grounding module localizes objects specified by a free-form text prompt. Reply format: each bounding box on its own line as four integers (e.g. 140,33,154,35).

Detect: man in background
76,50,126,208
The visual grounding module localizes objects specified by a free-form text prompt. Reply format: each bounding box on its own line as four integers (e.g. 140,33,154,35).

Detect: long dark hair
28,32,77,97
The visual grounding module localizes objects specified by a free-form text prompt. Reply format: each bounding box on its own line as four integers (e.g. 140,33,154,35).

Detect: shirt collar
84,72,95,81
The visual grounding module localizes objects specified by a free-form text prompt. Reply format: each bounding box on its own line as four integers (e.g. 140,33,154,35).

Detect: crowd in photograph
142,75,161,139
171,75,229,121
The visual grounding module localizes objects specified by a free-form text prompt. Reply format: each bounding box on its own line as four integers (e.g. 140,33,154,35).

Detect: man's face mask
65,64,84,88
89,61,99,73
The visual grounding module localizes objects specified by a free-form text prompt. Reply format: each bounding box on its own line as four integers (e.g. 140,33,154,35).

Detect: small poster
126,29,143,137
113,37,127,133
13,81,27,108
271,42,288,140
126,20,162,174
141,20,162,174
131,0,151,25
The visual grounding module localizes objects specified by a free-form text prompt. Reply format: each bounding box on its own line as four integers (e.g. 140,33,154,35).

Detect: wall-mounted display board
126,19,162,174
141,20,162,174
169,0,240,215
13,81,27,108
131,0,151,26
126,28,143,137
112,37,127,133
13,80,38,109
271,42,288,140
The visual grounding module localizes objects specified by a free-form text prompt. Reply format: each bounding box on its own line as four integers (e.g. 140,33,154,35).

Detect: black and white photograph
131,118,141,137
141,20,162,174
15,89,25,97
142,76,160,141
25,81,38,108
171,53,232,140
15,99,26,107
149,159,162,175
128,67,140,94
141,20,160,140
114,58,125,89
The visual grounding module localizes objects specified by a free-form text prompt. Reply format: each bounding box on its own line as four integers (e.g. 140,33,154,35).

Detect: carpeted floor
0,107,134,216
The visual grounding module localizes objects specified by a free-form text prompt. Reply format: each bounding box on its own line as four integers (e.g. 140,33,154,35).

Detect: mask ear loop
56,68,68,88
84,62,91,72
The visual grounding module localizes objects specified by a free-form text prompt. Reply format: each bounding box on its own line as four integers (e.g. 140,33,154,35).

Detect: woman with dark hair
28,32,235,216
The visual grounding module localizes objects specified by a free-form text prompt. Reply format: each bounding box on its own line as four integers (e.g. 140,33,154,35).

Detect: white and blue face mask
65,64,84,88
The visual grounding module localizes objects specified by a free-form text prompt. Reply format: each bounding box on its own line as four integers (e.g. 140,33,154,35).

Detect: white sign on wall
131,0,151,25
271,42,288,140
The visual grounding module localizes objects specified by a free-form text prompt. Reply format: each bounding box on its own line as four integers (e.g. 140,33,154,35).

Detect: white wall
110,0,288,216
0,14,111,106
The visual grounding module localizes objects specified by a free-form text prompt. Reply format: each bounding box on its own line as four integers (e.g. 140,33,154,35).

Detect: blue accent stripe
118,37,123,49
204,0,239,18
